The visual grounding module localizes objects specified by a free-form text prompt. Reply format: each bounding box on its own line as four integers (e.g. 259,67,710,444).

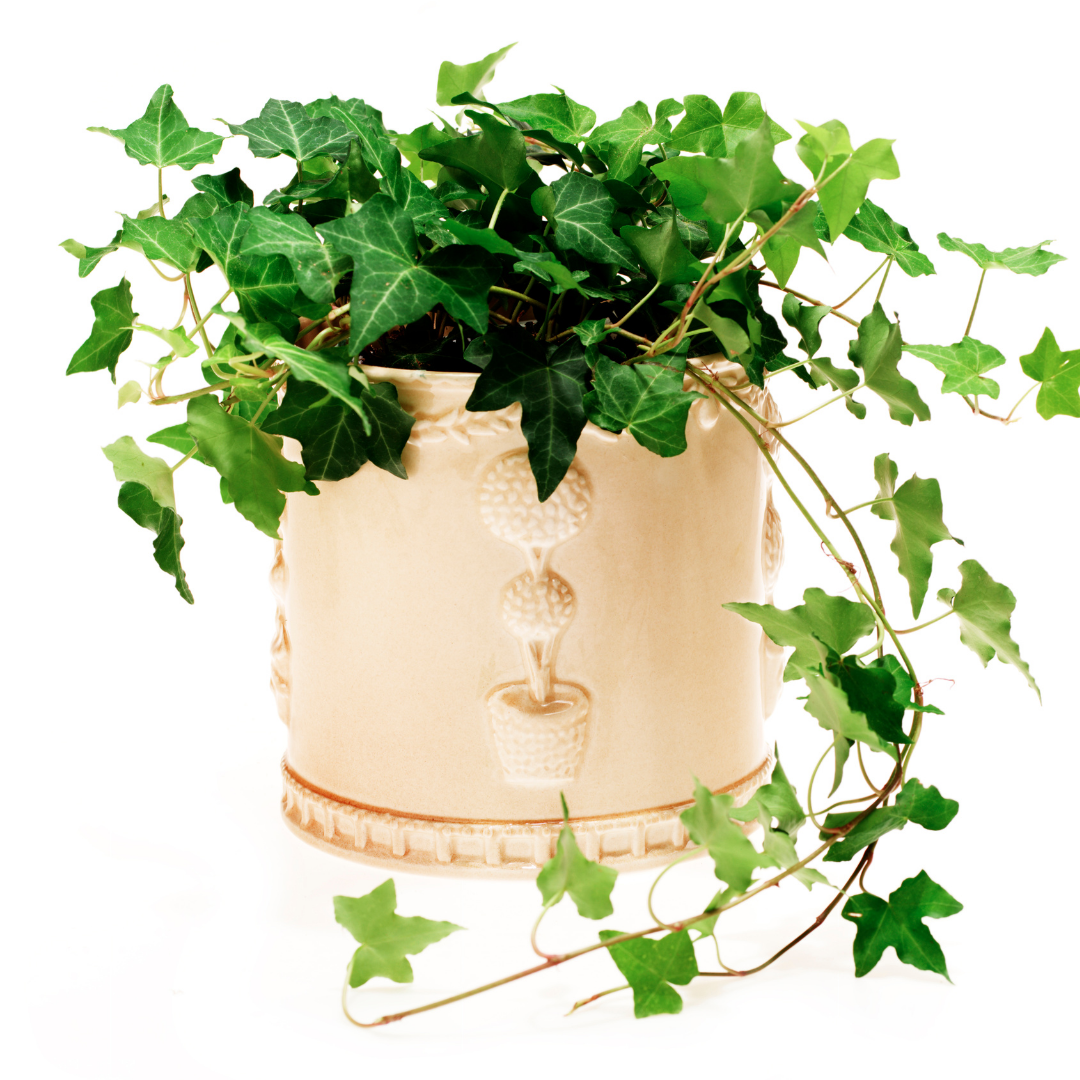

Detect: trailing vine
61,43,1070,1023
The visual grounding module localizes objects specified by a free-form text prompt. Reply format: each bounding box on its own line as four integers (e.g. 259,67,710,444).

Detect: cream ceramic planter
271,358,785,873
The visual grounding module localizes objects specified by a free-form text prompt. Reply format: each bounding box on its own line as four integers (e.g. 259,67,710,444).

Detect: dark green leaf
937,234,1065,276
904,337,1006,398
192,168,255,208
334,879,462,987
420,110,533,193
496,91,596,142
226,98,352,161
68,277,136,380
1018,327,1080,419
842,200,935,277
59,230,123,277
590,101,672,181
536,823,617,919
826,652,911,745
436,43,516,106
548,171,635,267
116,481,193,603
848,304,930,425
667,92,790,157
263,380,368,481
842,870,962,979
240,207,350,304
801,670,898,758
599,930,698,1018
465,327,589,501
937,560,1039,697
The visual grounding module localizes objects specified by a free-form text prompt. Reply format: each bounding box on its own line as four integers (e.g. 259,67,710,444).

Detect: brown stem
758,280,860,328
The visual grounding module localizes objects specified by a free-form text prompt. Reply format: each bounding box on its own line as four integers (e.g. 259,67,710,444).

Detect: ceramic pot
272,358,785,873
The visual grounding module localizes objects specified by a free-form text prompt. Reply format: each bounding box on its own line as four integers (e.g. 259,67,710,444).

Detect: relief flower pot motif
273,358,785,873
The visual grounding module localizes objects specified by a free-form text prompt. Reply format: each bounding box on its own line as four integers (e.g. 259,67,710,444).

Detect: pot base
280,755,772,876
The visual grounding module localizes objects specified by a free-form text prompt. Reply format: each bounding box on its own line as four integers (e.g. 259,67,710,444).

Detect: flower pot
273,359,785,873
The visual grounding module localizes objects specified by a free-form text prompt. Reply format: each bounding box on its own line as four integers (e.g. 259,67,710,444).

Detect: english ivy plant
63,43,1069,1024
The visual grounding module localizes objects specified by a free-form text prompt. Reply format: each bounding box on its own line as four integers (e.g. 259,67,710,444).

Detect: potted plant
63,45,1070,1019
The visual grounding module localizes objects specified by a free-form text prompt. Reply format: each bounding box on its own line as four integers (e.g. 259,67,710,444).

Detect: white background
4,2,1077,1077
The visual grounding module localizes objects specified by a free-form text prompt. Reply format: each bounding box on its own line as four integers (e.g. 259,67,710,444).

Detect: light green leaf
60,230,123,277
848,304,930,425
871,454,961,618
240,207,350,304
116,481,193,603
536,820,617,920
186,394,316,538
802,670,897,757
117,380,142,408
496,91,596,142
134,322,197,358
147,424,206,464
1018,327,1080,419
754,201,826,287
436,43,516,106
904,337,1006,398
842,870,962,979
225,98,352,160
620,208,707,285
102,436,175,509
937,560,1039,697
598,930,698,1018
590,101,672,181
937,234,1065,276
730,750,806,836
93,84,222,170
119,214,201,273
840,200,935,277
68,278,137,380
668,92,790,157
548,171,635,267
689,300,751,358
334,879,462,987
419,110,533,193
760,828,831,890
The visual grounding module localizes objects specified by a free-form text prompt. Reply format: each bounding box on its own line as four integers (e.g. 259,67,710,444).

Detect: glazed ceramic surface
272,359,785,873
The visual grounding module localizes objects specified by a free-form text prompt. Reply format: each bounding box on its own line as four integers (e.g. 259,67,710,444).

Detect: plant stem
487,187,510,230
145,256,185,283
895,609,955,635
184,274,214,357
805,742,834,829
566,985,630,1015
834,257,890,311
530,904,556,960
157,167,165,218
611,281,660,329
758,280,860,328
510,278,537,321
151,380,232,405
840,496,891,515
965,267,987,337
771,383,863,428
189,287,233,344
874,258,894,304
491,285,546,308
249,375,285,426
647,848,699,928
856,743,883,793
1005,382,1037,422
170,445,198,472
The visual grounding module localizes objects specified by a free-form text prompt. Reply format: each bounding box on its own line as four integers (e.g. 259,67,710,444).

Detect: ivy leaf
496,91,596,142
225,98,352,161
189,205,298,337
435,43,516,106
842,871,962,979
240,207,350,304
116,481,193,603
680,781,773,904
724,588,877,681
904,337,1006,399
754,202,825,287
840,200,935,277
848,304,930,425
776,295,863,410
262,380,368,481
652,120,789,225
585,355,703,456
186,395,316,538
134,322,197,358
147,424,206,464
465,327,589,501
825,652,911,745
192,167,255,208
102,436,176,510
548,171,635,267
937,234,1065,277
68,278,137,380
620,208,708,285
118,214,201,273
667,92,789,157
590,101,673,181
59,230,122,278
334,879,462,988
821,779,958,862
872,654,945,716
871,453,962,617
730,749,806,836
598,930,697,1018
419,110,533,193
937,560,1039,697
320,195,501,354
91,84,222,170
536,812,617,920
802,671,897,757
1019,327,1080,419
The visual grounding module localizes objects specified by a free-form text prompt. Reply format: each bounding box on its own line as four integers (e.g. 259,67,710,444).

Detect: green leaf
598,930,698,1018
873,653,945,716
904,337,1006,399
240,207,350,305
821,779,958,862
116,481,193,603
186,394,316,538
681,780,773,903
841,200,935,277
667,92,790,157
825,653,911,745
119,214,201,273
147,423,206,464
93,84,222,170
436,43,516,106
937,234,1065,277
117,380,141,408
496,91,596,142
59,230,122,277
848,303,930,425
134,322,198,358
724,588,877,681
68,278,137,380
871,454,961,618
1018,327,1080,419
842,870,962,979
754,202,826,287
801,670,897,758
192,167,255,208
548,171,635,267
586,355,702,456
730,749,806,836
319,194,501,354
536,823,617,920
419,110,533,193
465,327,589,501
760,829,830,890
102,436,175,509
334,879,462,988
262,380,367,481
590,101,672,181
396,121,455,183
226,98,352,161
652,120,789,225
937,560,1039,697
781,293,830,358
619,208,708,285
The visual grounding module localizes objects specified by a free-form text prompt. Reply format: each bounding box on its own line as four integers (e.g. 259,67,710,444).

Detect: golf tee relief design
478,451,592,781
